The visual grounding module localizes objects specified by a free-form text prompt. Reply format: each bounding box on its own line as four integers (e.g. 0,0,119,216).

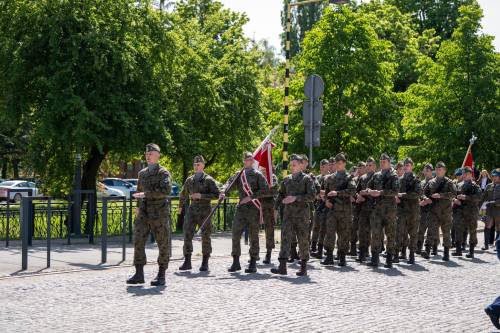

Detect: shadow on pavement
397,263,429,272
126,285,166,296
457,257,489,264
323,264,359,273
216,271,272,282
370,267,406,276
427,259,461,268
174,271,215,279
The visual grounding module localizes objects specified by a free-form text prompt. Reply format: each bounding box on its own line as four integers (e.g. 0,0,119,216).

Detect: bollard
6,200,10,247
121,198,126,262
20,197,29,270
47,199,52,268
101,198,108,263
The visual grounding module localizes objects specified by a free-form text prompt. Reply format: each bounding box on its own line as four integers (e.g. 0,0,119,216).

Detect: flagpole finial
470,133,477,145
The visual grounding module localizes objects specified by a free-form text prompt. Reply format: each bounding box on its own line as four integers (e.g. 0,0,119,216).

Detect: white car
102,178,136,197
97,182,125,198
0,180,41,202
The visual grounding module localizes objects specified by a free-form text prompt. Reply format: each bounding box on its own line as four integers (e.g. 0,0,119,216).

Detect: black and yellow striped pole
281,0,348,177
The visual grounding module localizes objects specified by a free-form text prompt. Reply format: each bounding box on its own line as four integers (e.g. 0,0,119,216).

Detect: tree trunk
81,145,109,192
1,160,7,179
12,159,19,179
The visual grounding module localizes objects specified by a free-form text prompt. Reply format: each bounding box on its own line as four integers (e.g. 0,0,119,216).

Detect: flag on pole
462,146,474,170
253,140,276,186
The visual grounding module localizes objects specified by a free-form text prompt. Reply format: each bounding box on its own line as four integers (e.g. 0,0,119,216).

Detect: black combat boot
416,240,422,255
432,244,438,256
310,241,317,253
356,247,367,263
338,251,347,267
150,266,166,286
199,255,209,272
288,243,299,263
271,258,287,275
451,242,462,256
393,250,400,264
245,257,257,273
421,245,431,259
442,247,450,261
367,252,379,267
296,259,307,276
321,248,334,266
349,242,357,256
262,249,272,264
312,243,323,259
399,246,407,260
407,250,415,264
465,245,475,259
228,255,241,272
178,254,192,271
384,253,393,268
126,264,145,284
481,228,490,250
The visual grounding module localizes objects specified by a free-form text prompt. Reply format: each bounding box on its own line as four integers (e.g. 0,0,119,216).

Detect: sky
219,0,500,53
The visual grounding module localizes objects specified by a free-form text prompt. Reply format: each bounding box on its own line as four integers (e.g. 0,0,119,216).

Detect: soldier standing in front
178,155,220,272
221,152,270,274
127,144,172,286
355,157,376,263
259,166,279,264
271,154,315,276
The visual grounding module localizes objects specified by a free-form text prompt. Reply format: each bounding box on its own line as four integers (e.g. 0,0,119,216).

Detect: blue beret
454,168,463,176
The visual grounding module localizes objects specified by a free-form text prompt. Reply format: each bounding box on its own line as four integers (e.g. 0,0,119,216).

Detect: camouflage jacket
323,171,356,211
357,171,375,212
179,172,220,208
423,176,456,210
482,182,500,217
137,164,172,216
420,177,433,213
275,172,315,217
398,172,422,211
261,174,279,208
225,168,270,205
456,180,481,214
366,168,399,207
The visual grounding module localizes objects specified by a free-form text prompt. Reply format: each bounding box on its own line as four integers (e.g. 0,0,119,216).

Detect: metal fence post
20,197,29,270
121,198,126,262
101,197,108,263
6,200,10,247
47,198,52,268
223,198,227,231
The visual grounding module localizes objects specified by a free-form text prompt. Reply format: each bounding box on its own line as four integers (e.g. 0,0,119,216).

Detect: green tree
401,3,499,170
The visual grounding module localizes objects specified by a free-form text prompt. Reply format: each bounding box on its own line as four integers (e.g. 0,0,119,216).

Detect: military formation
127,143,500,285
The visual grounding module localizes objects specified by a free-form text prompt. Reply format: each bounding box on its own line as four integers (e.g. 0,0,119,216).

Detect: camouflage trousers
311,210,327,245
426,207,452,248
279,215,310,261
324,209,351,253
451,208,462,245
231,204,260,258
395,207,420,252
418,209,430,245
370,204,396,255
456,212,478,247
262,204,275,250
358,209,372,249
133,211,171,267
183,204,212,256
350,206,361,244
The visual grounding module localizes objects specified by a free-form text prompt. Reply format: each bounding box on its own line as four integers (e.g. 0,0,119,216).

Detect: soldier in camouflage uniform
178,155,220,272
366,153,400,268
321,153,356,267
127,144,172,286
394,157,422,264
417,164,434,255
349,161,366,256
452,166,481,258
221,152,270,274
271,154,315,276
421,162,456,261
310,159,330,257
259,166,279,264
355,157,376,263
481,169,500,250
451,168,464,248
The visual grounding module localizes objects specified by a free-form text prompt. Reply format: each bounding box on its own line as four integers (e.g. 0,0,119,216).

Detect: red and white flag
253,140,276,186
462,146,474,170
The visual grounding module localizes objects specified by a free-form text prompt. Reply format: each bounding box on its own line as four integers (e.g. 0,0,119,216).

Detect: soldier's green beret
366,157,376,163
424,163,433,170
357,161,366,167
146,143,160,153
329,157,336,163
436,161,446,169
243,152,254,160
290,154,302,162
380,153,391,161
462,166,473,174
193,155,205,164
403,157,414,165
492,169,500,177
301,154,309,162
335,153,347,162
454,168,463,176
396,161,404,169
320,159,329,166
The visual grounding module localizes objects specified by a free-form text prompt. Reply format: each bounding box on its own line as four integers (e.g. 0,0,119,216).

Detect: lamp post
282,0,348,177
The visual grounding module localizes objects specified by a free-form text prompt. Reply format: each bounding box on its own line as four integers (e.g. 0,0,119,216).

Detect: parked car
171,182,180,196
96,182,125,198
0,180,41,202
102,178,136,198
124,179,138,187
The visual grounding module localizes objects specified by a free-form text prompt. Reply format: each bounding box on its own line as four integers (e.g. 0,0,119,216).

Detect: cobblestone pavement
1,233,499,333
